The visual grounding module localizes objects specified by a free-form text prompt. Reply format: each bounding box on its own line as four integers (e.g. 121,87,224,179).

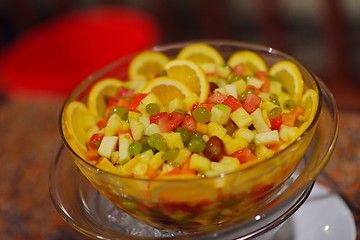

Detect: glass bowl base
49,145,313,240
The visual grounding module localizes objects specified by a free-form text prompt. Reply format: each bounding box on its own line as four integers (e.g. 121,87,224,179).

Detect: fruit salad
63,43,318,180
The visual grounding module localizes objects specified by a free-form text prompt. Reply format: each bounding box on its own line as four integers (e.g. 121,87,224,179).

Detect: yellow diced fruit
219,156,241,170
207,122,227,140
233,128,255,143
189,154,211,172
256,144,276,160
121,156,140,175
261,100,278,112
104,114,129,136
247,77,264,89
98,135,118,159
137,92,163,115
210,104,232,125
213,162,234,173
118,133,133,164
254,130,280,145
262,109,271,128
161,163,176,175
224,84,238,98
279,125,298,143
132,162,149,177
110,151,120,164
144,123,161,136
128,111,145,141
168,97,187,113
163,132,184,149
171,148,191,167
230,107,253,128
184,92,199,109
137,149,154,163
233,79,247,96
217,64,232,78
251,108,271,133
223,134,248,155
95,157,118,174
149,151,166,170
196,122,208,134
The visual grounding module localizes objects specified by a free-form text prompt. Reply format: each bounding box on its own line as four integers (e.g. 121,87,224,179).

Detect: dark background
0,0,359,108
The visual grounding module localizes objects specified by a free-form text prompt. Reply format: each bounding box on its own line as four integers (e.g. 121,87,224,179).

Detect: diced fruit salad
64,43,318,179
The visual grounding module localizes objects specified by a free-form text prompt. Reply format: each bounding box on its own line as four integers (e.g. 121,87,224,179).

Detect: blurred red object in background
0,6,160,99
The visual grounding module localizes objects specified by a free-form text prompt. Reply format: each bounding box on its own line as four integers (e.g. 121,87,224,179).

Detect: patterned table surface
0,98,358,239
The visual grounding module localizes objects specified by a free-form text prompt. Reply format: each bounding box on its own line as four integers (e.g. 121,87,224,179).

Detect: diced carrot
146,167,158,179
293,105,305,117
281,113,296,126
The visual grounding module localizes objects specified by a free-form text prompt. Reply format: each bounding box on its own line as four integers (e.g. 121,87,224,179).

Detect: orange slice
87,78,123,118
164,59,209,102
227,50,268,74
269,61,304,104
141,76,194,103
128,51,169,81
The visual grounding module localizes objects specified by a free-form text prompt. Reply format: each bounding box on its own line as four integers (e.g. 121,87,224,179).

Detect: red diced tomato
243,94,262,114
232,64,245,75
192,103,214,111
222,95,242,111
128,93,147,112
158,112,185,132
207,91,227,104
150,112,168,124
270,115,282,131
96,120,107,130
88,133,104,150
231,147,257,164
181,115,197,131
107,97,119,108
255,71,267,78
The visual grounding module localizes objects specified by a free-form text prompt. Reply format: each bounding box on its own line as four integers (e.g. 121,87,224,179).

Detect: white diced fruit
98,136,118,159
251,108,271,133
118,133,133,164
162,132,184,149
254,130,280,145
211,104,232,125
224,84,238,98
247,77,264,89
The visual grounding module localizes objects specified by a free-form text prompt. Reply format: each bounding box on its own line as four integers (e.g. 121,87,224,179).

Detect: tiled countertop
0,98,358,239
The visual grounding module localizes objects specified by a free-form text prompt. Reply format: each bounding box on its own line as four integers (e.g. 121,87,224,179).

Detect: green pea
148,133,169,151
128,142,142,156
188,137,206,153
146,103,160,116
268,107,282,119
285,99,297,110
192,107,211,123
239,88,255,102
228,74,242,83
111,106,128,119
176,126,189,142
162,148,180,161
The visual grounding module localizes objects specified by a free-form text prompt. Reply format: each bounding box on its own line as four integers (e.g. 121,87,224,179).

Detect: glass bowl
56,40,339,235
